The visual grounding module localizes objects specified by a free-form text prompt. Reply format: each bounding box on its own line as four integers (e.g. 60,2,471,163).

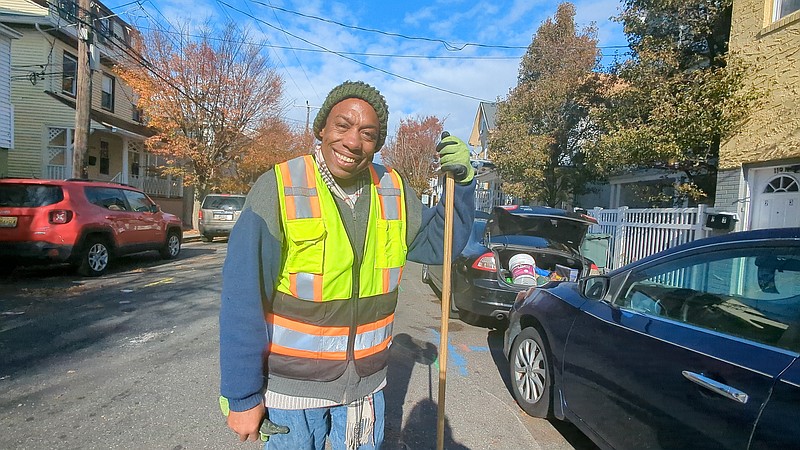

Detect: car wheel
421,264,430,283
78,237,111,277
160,231,182,259
509,327,553,418
201,234,212,242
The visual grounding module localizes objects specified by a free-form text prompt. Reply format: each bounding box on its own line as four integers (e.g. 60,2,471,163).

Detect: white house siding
0,33,13,151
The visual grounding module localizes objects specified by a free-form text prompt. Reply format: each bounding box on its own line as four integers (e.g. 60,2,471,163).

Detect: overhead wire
247,0,630,52
215,0,493,102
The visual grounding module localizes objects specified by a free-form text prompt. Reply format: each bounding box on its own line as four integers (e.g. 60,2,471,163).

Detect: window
85,187,128,211
765,175,799,193
101,73,115,111
617,246,800,352
62,53,77,96
122,189,154,213
99,141,110,175
132,104,144,122
775,0,800,20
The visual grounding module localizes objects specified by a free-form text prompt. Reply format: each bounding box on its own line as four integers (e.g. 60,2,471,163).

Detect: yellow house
715,0,800,230
0,0,187,222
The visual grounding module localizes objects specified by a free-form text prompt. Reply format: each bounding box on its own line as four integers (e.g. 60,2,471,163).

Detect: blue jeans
263,390,385,450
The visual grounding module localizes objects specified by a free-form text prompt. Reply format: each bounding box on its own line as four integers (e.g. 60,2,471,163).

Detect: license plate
213,214,233,221
0,216,17,227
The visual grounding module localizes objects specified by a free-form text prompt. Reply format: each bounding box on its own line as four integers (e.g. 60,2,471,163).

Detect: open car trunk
492,245,587,287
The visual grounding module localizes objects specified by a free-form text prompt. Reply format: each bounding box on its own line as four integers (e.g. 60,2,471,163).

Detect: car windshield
202,195,245,210
0,184,64,207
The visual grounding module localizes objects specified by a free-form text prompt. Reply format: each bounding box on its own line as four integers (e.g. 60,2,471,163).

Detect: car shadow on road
486,330,599,450
384,333,470,450
0,246,221,379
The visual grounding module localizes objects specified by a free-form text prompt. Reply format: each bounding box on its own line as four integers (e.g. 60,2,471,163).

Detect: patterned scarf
314,146,366,210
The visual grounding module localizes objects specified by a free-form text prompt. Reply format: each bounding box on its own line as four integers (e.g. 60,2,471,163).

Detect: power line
247,0,630,52
126,26,533,60
215,0,493,103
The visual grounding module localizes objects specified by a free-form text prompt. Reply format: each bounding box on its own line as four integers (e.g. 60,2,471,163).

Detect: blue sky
109,0,629,150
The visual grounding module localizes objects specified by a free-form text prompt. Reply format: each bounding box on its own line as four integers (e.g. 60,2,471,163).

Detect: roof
0,0,50,23
469,102,497,147
46,91,156,138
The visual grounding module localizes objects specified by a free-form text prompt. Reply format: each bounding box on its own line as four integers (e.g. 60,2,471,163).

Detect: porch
44,126,183,198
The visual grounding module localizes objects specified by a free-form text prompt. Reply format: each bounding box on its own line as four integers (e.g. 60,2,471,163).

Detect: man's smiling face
319,98,380,181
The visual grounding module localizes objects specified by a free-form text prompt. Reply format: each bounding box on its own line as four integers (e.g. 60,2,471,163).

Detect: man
219,80,475,449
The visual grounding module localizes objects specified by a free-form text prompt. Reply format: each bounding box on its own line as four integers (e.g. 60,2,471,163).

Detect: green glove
437,132,475,184
219,396,290,441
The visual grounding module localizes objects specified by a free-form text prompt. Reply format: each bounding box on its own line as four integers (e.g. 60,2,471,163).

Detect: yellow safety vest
268,155,407,381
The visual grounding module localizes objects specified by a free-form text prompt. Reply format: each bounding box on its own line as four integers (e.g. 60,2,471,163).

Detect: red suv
0,178,183,276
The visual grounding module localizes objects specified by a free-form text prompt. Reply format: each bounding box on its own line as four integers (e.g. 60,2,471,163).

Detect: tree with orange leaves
381,115,444,198
115,22,285,200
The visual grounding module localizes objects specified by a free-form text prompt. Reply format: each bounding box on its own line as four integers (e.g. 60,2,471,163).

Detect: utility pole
73,0,92,179
305,100,310,133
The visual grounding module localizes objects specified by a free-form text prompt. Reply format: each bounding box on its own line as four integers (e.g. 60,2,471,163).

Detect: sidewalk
182,229,202,243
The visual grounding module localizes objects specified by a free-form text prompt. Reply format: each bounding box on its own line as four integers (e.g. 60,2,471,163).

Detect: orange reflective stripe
356,313,394,334
382,268,390,292
313,274,323,301
368,165,380,185
269,342,347,360
269,313,350,336
388,169,403,220
278,163,298,219
304,156,322,218
354,336,392,359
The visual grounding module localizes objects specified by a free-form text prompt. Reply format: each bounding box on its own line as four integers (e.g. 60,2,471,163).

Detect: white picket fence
587,205,717,271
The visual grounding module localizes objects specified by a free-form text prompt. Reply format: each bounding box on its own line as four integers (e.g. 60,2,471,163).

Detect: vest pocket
375,219,406,268
285,218,326,274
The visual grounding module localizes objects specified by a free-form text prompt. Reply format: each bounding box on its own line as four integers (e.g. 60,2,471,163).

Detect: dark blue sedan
504,227,800,450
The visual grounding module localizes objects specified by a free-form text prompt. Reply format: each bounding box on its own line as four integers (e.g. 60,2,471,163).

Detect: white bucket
509,253,536,285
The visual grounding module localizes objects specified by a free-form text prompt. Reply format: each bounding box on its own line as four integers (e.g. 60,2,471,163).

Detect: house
0,0,188,224
468,101,514,211
0,23,22,173
714,0,800,230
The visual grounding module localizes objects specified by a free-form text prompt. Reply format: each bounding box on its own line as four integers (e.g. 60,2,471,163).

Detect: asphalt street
0,240,597,450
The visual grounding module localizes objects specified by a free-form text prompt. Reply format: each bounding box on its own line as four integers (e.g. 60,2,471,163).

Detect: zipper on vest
334,199,359,363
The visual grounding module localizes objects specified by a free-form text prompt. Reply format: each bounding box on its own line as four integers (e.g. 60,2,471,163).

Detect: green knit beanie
313,81,389,150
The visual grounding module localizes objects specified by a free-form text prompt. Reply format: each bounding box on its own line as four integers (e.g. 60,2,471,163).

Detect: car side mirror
150,204,160,213
580,276,609,300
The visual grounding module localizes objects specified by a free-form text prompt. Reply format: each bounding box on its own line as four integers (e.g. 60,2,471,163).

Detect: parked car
504,227,800,450
0,178,183,276
198,194,246,242
423,205,598,324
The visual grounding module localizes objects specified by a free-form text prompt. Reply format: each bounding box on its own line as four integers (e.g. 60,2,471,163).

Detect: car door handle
682,371,749,404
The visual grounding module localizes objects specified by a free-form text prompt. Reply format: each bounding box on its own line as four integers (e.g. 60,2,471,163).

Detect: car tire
421,264,430,283
77,237,111,277
201,234,212,242
160,230,182,259
509,327,553,418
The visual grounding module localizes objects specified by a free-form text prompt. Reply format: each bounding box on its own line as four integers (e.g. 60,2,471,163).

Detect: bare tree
116,22,285,200
381,116,444,198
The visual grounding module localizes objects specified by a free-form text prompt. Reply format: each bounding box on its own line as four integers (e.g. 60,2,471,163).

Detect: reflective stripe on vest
267,313,394,360
274,156,407,300
360,165,407,296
